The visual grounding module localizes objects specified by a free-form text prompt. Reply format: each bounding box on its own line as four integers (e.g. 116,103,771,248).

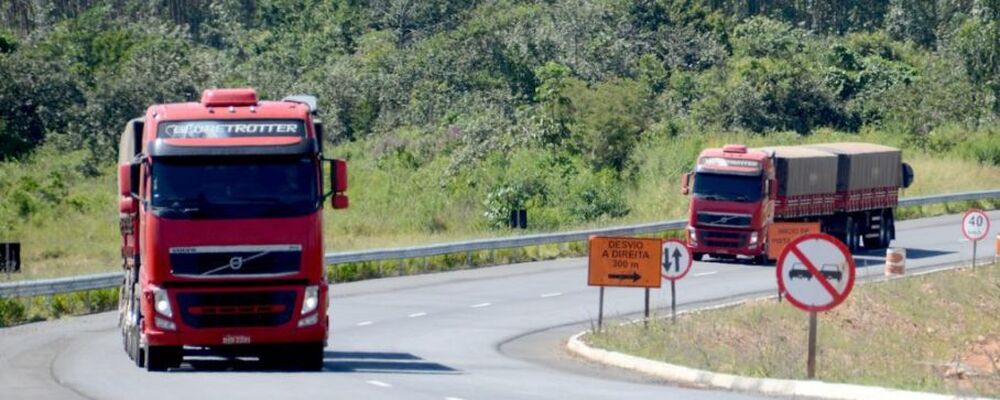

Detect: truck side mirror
118,163,138,213
329,159,348,209
901,162,914,189
129,160,142,198
118,163,132,197
681,172,691,195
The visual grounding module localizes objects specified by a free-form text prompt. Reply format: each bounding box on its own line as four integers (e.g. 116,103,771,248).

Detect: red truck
681,143,914,263
116,88,348,371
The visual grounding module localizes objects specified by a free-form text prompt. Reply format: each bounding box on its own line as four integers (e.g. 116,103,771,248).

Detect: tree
952,0,1000,113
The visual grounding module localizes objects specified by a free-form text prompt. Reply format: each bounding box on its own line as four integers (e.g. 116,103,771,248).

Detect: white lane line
445,397,466,400
367,380,392,388
693,271,718,277
540,292,562,298
356,321,374,327
470,302,492,308
408,312,427,318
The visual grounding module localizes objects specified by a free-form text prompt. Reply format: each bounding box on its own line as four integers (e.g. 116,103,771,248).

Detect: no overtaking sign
776,233,856,313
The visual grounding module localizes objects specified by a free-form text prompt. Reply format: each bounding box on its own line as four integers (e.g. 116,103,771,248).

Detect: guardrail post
423,257,429,273
466,252,472,268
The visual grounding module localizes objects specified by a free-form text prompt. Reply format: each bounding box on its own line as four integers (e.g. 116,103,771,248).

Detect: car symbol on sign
820,264,843,282
789,263,811,280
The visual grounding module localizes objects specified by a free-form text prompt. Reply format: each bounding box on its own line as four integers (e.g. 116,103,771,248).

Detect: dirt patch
942,336,1000,394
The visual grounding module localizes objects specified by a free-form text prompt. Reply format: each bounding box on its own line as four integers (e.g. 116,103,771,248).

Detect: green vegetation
1,1,1000,281
588,264,1000,397
0,288,117,327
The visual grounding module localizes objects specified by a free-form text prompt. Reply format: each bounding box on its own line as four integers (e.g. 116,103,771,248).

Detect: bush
0,298,26,327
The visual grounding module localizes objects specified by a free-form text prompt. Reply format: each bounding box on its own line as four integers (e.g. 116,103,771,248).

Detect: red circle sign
661,239,693,281
962,209,990,241
776,233,856,312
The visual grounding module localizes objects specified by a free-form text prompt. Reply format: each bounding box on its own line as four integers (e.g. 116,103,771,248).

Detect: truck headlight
688,227,697,243
155,316,176,331
749,232,759,246
301,285,319,315
152,286,173,318
298,313,319,328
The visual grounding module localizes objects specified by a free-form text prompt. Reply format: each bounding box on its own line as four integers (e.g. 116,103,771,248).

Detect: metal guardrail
3,189,999,299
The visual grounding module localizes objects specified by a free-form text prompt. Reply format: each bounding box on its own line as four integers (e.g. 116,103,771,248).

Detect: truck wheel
146,345,182,372
876,210,890,249
132,326,144,368
693,253,705,262
297,343,325,371
845,217,859,253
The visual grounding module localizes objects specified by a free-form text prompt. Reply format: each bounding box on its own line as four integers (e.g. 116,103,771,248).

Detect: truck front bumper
688,226,765,257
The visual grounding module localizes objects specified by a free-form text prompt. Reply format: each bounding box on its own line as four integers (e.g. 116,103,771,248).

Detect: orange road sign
588,236,662,288
767,222,821,260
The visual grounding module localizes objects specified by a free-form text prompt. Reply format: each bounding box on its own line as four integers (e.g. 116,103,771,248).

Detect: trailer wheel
845,217,860,253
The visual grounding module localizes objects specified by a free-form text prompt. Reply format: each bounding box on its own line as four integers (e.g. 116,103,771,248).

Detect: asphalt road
1,211,996,400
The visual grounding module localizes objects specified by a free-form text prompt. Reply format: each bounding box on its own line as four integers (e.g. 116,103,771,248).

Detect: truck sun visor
158,120,306,139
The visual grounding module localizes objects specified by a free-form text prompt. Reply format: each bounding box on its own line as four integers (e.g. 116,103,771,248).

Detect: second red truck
682,143,914,262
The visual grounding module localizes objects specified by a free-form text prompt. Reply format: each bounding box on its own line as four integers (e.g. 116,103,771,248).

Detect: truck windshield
692,172,763,203
151,157,319,219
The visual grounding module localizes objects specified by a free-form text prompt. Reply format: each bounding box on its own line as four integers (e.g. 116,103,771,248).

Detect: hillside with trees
1,0,999,277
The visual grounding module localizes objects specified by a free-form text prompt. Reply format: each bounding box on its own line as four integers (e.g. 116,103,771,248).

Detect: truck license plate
222,335,252,345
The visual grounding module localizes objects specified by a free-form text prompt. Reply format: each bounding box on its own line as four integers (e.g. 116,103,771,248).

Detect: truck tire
693,253,705,262
132,326,144,367
845,217,860,253
145,345,182,372
297,343,325,371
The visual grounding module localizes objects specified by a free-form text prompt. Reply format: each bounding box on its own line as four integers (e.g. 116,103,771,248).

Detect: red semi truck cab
681,144,775,263
116,88,348,371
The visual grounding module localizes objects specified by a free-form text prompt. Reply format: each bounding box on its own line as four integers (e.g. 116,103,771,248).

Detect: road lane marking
356,321,374,326
470,302,492,308
540,292,562,298
693,271,718,277
445,397,466,400
408,312,427,318
367,380,392,388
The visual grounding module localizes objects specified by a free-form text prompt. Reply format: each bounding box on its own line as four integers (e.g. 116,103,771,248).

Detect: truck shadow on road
323,351,460,374
176,350,460,374
852,247,955,267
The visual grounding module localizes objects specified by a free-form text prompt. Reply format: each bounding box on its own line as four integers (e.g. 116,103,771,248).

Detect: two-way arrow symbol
608,272,642,282
664,248,683,273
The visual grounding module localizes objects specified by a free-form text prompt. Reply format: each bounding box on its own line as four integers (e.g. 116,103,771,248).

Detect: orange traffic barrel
995,234,1000,263
885,248,905,276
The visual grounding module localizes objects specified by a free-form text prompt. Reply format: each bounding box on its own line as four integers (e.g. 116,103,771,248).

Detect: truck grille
696,212,752,228
170,245,301,277
700,230,748,248
177,290,297,328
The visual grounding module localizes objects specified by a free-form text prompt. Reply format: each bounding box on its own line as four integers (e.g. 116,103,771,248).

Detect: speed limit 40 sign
962,209,991,241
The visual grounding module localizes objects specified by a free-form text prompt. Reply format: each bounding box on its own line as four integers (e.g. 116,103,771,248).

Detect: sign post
588,236,663,330
962,209,990,269
0,242,20,279
776,233,856,379
660,239,693,323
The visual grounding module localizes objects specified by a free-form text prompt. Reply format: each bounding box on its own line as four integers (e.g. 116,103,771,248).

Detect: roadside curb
567,331,989,400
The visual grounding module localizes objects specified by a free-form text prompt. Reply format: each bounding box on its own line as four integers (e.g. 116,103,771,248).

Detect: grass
587,264,1000,397
0,288,118,328
4,131,1000,283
